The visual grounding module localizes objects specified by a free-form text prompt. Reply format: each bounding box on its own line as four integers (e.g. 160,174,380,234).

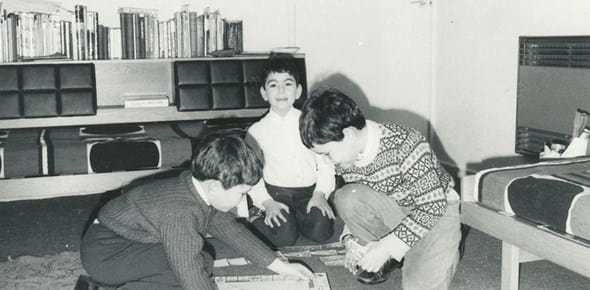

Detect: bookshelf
0,1,298,202
0,56,277,130
0,54,307,202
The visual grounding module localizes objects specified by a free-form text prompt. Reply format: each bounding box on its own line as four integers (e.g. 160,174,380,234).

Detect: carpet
0,251,86,290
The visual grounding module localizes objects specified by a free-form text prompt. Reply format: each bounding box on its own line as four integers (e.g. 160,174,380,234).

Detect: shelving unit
0,106,267,130
0,55,307,201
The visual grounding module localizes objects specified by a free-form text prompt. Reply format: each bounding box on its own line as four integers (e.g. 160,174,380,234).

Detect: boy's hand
268,258,315,280
357,240,391,273
262,199,289,228
306,192,335,219
343,235,366,274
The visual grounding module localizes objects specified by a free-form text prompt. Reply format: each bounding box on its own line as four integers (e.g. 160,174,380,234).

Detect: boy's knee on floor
273,232,299,247
301,224,334,242
264,219,299,247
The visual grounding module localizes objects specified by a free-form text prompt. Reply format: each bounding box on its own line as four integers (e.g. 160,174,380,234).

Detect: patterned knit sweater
98,171,277,290
337,122,454,249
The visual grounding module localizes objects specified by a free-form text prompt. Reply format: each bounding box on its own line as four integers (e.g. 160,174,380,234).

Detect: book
120,12,134,59
216,14,224,51
174,11,182,57
224,20,242,54
108,27,121,59
157,21,166,58
189,11,198,58
85,11,97,60
137,13,145,59
181,6,190,58
207,10,217,53
195,14,205,56
168,18,176,58
74,5,87,60
124,95,169,108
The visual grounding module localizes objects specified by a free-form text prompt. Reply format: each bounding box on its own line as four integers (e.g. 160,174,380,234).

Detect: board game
215,272,331,290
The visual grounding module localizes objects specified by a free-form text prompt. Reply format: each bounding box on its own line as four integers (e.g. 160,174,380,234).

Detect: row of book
119,6,243,59
71,5,122,61
0,4,243,63
0,8,122,62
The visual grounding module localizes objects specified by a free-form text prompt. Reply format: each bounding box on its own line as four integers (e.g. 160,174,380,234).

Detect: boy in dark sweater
80,133,314,290
299,89,461,289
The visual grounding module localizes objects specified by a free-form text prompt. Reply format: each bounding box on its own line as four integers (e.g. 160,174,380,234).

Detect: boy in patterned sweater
80,133,314,290
299,88,461,289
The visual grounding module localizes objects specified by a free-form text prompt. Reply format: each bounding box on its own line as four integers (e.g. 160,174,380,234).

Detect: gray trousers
80,222,214,290
334,183,461,290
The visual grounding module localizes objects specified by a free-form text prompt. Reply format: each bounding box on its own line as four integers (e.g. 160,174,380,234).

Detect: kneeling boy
80,133,313,290
299,89,461,289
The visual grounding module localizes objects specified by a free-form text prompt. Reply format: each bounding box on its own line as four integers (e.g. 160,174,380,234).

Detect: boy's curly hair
299,88,366,148
191,132,263,189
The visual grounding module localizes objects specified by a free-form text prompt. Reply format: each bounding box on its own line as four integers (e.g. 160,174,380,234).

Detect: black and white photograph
1,0,589,289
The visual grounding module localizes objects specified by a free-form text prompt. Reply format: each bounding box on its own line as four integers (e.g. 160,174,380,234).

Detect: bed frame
461,175,590,290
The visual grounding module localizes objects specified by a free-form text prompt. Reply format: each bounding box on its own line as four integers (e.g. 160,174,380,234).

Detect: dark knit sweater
98,171,277,290
337,122,454,248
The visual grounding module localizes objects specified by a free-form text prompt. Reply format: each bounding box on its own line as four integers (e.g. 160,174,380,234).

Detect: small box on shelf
124,94,170,108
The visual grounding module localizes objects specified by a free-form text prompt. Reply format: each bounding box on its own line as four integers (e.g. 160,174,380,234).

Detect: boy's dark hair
299,88,366,148
191,132,263,189
260,54,301,89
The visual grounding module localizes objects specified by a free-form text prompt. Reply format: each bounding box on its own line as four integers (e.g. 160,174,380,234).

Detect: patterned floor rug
0,251,85,290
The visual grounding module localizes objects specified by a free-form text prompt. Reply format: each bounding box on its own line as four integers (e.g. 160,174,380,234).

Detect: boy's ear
206,180,224,195
342,126,356,140
295,84,303,100
259,86,269,102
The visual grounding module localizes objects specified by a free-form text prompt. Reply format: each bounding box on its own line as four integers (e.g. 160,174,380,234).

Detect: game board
215,272,331,290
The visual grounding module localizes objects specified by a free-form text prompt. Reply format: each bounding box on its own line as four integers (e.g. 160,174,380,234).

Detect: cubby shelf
0,54,306,202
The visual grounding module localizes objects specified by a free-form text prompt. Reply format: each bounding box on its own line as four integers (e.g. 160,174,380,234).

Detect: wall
293,0,434,135
433,0,590,172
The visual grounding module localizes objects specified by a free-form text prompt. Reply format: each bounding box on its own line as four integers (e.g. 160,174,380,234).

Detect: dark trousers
251,183,334,248
80,223,213,290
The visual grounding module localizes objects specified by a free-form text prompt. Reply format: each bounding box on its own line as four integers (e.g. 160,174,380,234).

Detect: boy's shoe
74,275,119,290
247,207,265,223
356,258,403,285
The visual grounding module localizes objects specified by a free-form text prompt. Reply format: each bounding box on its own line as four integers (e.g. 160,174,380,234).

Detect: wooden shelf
0,55,292,201
0,107,267,129
0,169,166,202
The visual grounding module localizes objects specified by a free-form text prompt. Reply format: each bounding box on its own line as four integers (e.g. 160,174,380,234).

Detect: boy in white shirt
245,55,336,247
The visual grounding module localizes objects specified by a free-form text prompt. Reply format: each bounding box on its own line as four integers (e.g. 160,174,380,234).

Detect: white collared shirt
191,176,210,206
354,120,381,167
246,108,335,210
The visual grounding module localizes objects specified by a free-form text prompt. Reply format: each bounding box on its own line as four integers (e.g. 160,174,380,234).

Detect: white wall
294,0,434,135
433,0,590,171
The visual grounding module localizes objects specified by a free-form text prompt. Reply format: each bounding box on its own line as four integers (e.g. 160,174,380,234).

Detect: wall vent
520,36,590,68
